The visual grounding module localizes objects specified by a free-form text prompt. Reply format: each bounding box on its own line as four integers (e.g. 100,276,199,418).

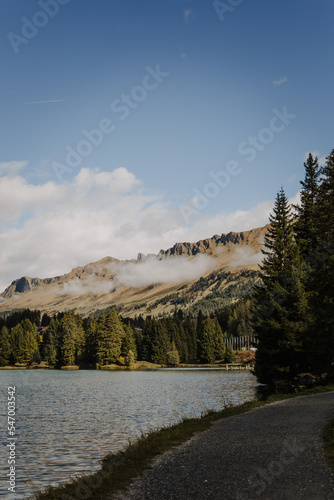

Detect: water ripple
0,369,258,498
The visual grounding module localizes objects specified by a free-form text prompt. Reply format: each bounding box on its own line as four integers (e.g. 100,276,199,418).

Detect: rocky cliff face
157,227,265,258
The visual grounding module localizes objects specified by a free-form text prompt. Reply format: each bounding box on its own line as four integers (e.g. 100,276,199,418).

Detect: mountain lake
0,369,258,499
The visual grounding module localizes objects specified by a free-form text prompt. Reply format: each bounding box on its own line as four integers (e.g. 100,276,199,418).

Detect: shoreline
32,384,334,500
0,362,254,371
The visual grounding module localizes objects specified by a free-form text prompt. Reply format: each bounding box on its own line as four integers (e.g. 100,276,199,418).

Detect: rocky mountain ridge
0,225,268,317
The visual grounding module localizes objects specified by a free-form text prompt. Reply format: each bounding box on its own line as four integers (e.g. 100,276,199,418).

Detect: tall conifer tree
253,188,307,384
311,150,334,369
293,153,320,260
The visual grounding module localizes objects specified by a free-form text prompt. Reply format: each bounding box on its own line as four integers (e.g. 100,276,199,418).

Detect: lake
0,369,258,499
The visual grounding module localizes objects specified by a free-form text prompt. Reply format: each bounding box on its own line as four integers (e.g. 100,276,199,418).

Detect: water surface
0,369,258,498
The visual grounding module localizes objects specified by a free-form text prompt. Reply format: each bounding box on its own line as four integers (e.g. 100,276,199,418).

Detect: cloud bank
111,254,216,288
0,163,292,292
228,247,263,268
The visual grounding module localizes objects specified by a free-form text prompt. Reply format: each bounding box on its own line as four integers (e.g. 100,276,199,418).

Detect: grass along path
32,385,334,500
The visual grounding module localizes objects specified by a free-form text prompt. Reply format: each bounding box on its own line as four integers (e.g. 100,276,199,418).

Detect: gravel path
111,392,334,500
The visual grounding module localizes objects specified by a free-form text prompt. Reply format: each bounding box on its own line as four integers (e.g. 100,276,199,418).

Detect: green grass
32,385,334,500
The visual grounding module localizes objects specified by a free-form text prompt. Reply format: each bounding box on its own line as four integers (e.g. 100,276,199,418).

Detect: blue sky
0,0,333,290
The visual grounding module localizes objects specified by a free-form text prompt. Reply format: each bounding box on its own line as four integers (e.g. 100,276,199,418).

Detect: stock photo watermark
7,0,71,54
179,106,296,223
213,0,245,22
52,64,170,182
6,386,17,494
236,437,306,499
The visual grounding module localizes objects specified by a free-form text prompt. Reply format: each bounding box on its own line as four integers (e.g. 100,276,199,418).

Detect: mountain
0,225,268,317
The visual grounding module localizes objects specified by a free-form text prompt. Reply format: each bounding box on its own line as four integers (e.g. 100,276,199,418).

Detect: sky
0,0,333,292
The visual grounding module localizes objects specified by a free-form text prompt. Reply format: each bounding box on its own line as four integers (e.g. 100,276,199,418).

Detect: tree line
0,306,240,368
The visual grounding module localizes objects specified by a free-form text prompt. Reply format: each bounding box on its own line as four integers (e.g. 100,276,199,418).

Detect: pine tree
141,316,154,362
167,341,180,367
0,326,12,366
58,313,85,366
183,317,197,362
121,324,138,365
225,345,235,363
84,316,98,365
290,154,321,368
43,318,58,366
60,316,76,366
96,310,125,365
293,153,320,260
11,324,25,364
196,310,204,339
21,319,39,365
213,320,225,360
198,319,216,363
310,150,334,369
166,317,188,362
150,319,171,365
253,188,308,384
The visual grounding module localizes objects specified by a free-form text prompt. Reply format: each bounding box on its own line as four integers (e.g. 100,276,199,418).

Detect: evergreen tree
293,153,320,260
167,341,180,367
20,319,39,365
60,316,76,366
96,310,125,365
196,310,204,339
253,188,308,384
121,324,138,365
0,326,12,366
183,317,197,361
59,313,85,366
43,318,58,366
141,316,154,362
41,312,51,327
166,317,188,362
225,345,235,363
310,150,334,369
11,324,25,364
150,319,171,364
198,319,216,363
213,320,225,360
140,316,171,364
84,316,98,365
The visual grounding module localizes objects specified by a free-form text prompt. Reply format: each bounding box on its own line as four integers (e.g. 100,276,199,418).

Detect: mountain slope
0,225,268,317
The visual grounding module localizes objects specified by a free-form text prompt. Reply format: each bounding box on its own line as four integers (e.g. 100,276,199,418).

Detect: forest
0,149,333,385
0,300,247,368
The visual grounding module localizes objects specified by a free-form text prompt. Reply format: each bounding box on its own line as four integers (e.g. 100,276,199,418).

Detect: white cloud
24,99,64,105
57,276,115,296
228,247,263,268
273,76,288,86
109,254,215,288
0,164,296,293
184,9,194,23
0,161,28,176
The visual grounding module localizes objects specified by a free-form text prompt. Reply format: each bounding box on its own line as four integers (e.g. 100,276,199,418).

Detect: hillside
0,225,268,317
